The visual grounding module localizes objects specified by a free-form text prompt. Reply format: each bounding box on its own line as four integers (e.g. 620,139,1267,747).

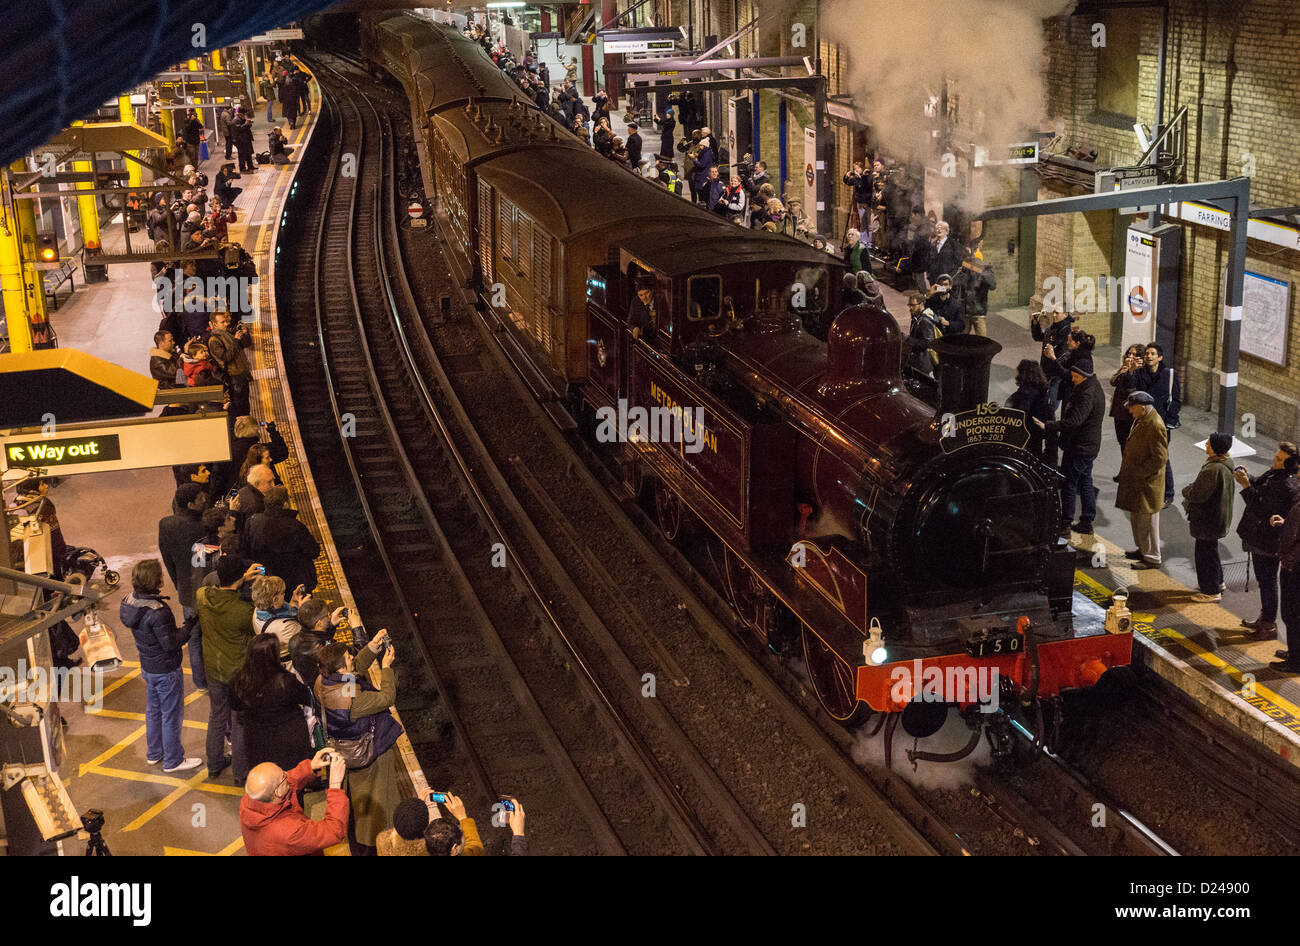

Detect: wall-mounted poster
1239,271,1290,366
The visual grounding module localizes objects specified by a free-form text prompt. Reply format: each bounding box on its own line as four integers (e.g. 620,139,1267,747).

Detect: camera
736,156,755,186
82,809,105,834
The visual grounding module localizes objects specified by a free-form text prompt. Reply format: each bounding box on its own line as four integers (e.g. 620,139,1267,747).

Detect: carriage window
688,275,722,321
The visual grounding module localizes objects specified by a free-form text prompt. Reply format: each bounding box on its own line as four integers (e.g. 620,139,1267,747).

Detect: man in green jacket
1182,431,1236,603
196,555,260,777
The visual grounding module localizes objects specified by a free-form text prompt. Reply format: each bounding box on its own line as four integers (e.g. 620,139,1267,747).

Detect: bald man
240,748,348,856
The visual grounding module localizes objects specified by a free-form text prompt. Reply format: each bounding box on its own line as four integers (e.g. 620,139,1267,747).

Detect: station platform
976,306,1300,769
33,71,426,855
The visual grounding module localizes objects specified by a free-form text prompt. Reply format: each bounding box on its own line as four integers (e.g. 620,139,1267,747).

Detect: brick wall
1039,0,1300,438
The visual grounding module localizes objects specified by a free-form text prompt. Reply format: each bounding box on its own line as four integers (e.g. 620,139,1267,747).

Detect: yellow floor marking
165,836,245,856
78,725,147,775
87,707,206,730
97,666,142,699
1074,568,1300,719
122,768,211,832
82,764,243,795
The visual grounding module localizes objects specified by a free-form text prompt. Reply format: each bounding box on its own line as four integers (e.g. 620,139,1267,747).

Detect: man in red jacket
240,748,348,856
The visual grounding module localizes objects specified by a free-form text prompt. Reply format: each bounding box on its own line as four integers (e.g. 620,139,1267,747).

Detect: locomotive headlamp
865,617,888,666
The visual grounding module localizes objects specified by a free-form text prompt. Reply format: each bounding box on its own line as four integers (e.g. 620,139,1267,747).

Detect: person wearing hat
378,795,436,856
1033,353,1106,536
1115,391,1168,569
1182,431,1238,603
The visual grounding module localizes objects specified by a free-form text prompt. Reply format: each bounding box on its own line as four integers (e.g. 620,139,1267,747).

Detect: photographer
423,792,528,856
206,308,253,417
315,632,404,856
288,597,362,685
240,747,349,856
1110,344,1146,456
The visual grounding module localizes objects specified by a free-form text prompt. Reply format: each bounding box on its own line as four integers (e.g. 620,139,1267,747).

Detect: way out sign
408,201,427,229
1,413,230,476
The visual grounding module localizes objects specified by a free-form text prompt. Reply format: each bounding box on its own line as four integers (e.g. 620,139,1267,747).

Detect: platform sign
265,28,305,40
603,39,676,53
0,413,230,476
973,142,1038,168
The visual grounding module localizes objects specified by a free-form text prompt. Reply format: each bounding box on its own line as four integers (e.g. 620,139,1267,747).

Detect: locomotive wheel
653,481,686,542
801,623,863,723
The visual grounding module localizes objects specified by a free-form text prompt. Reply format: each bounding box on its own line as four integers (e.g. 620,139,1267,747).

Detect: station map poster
1239,271,1290,366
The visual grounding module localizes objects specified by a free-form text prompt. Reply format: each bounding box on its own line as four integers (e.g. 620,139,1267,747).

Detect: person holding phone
1110,344,1147,459
420,792,528,855
314,632,403,855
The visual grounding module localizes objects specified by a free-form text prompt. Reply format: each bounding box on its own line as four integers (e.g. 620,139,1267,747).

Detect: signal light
36,232,59,264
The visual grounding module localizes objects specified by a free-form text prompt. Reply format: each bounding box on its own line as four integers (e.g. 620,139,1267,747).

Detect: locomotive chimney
933,335,1002,416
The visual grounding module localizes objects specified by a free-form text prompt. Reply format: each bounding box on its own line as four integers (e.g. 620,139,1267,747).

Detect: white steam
821,0,1074,161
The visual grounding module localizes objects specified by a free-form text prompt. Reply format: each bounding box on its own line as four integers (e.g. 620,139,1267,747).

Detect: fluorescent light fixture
486,2,526,7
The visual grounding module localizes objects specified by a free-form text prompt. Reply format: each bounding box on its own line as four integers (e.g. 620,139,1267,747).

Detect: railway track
279,57,825,855
369,70,1185,857
287,51,1197,858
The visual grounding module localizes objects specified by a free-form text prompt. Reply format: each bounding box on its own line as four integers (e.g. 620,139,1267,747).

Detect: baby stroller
62,546,119,588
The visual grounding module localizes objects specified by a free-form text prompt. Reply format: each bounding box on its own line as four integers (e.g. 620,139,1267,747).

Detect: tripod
83,809,112,856
85,829,112,856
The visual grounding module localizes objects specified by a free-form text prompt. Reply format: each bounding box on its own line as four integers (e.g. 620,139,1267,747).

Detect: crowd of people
126,420,533,853
117,51,535,853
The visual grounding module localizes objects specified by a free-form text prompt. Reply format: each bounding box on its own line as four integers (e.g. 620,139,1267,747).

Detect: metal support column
751,90,761,163
813,74,829,239
980,176,1251,434
1221,190,1248,433
777,99,788,197
117,97,144,187
72,158,101,249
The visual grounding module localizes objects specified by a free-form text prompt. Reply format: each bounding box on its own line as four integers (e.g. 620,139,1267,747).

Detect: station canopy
0,350,155,429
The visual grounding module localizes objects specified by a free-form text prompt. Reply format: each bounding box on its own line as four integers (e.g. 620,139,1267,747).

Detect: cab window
687,275,722,321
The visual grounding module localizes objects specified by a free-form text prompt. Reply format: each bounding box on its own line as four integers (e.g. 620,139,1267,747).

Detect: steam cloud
821,0,1074,161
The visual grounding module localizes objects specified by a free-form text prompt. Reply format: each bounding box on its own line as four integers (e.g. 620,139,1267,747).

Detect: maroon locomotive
361,12,1133,763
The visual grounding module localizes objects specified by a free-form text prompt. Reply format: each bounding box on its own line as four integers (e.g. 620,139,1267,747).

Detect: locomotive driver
629,280,656,340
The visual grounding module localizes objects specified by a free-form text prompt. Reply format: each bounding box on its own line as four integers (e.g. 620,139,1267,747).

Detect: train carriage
356,11,1133,760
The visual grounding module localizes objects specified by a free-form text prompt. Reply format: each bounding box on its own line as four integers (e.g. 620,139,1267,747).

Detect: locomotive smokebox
933,335,1003,416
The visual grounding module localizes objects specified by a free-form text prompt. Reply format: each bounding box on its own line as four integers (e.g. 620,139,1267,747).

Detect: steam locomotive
356,13,1133,763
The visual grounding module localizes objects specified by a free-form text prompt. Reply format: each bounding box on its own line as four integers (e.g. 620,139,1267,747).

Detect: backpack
256,151,271,164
